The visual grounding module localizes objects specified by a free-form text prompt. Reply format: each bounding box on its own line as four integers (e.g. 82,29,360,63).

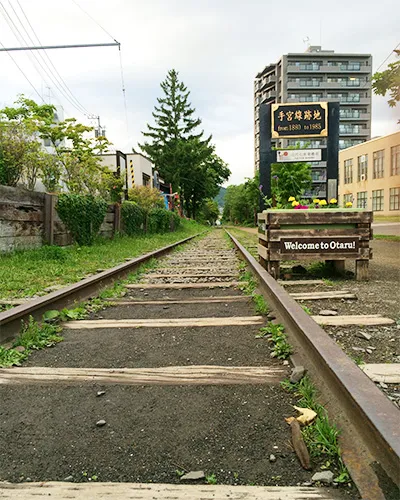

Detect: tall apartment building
254,46,372,198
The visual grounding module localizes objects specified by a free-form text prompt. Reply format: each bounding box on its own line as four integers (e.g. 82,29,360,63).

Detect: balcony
325,96,370,105
261,90,276,103
286,64,322,73
286,96,323,103
260,75,276,90
319,64,371,73
287,81,321,89
340,112,370,121
339,126,370,136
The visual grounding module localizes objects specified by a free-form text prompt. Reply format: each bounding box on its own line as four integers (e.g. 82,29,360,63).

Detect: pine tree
139,69,230,217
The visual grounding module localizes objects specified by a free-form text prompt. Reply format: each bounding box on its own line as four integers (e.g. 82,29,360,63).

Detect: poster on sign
280,237,359,254
276,149,322,163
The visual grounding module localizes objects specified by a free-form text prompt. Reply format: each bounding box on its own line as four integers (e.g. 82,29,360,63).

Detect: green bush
147,207,171,234
121,201,145,235
170,211,181,231
56,193,107,246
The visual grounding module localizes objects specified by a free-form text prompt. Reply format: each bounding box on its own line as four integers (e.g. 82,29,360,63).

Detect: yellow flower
319,199,327,206
288,196,296,202
292,200,300,207
345,201,353,207
313,199,320,204
329,198,337,204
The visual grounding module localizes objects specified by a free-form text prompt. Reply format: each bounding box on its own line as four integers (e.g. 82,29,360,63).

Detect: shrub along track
0,230,397,499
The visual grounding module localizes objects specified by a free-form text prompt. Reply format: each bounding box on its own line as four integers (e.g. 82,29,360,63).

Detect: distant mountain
214,187,227,207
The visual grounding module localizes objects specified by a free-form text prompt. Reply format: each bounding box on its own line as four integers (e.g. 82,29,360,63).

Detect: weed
374,234,400,242
322,278,334,286
280,378,296,392
291,375,349,480
205,473,217,485
175,470,185,478
301,305,312,315
15,316,63,351
252,294,269,315
257,322,292,359
307,262,341,278
351,354,365,366
0,346,26,368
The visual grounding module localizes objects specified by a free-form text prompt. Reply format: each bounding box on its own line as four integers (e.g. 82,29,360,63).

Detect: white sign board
276,149,322,163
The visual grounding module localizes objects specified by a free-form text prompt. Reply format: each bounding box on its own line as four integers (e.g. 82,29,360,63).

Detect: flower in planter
329,198,338,204
319,199,327,206
345,201,353,208
288,196,296,202
294,204,309,209
313,199,320,204
292,200,300,207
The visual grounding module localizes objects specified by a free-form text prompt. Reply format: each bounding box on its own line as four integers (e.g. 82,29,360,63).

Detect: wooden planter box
257,209,373,281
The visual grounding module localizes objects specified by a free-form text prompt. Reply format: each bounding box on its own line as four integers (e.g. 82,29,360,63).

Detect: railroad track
0,230,398,499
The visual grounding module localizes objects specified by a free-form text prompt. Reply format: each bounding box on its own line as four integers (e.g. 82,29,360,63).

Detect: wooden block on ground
111,296,249,305
361,364,400,384
145,273,237,279
126,282,240,290
312,315,395,326
0,482,343,499
63,316,264,329
278,280,324,286
0,365,287,386
290,291,357,300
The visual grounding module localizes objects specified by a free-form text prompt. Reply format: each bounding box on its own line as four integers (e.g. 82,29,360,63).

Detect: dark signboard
271,102,328,139
280,237,359,254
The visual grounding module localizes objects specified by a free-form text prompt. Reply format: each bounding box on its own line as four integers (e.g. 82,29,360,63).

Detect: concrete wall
339,131,400,215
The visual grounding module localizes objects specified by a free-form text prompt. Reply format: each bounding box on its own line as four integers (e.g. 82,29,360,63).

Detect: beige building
338,131,400,215
98,152,154,189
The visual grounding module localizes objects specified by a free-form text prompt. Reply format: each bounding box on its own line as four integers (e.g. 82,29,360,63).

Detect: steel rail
226,231,400,499
0,233,201,343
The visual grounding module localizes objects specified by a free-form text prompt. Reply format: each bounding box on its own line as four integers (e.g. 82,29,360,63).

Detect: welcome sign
280,237,359,254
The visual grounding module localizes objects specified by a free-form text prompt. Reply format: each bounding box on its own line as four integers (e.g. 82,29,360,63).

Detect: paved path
372,222,400,236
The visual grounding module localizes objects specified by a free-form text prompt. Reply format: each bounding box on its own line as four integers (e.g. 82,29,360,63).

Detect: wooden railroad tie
0,365,287,386
361,364,400,384
0,482,343,499
126,282,240,290
63,316,264,329
110,296,249,305
278,279,325,286
312,315,395,327
144,273,238,279
290,291,357,300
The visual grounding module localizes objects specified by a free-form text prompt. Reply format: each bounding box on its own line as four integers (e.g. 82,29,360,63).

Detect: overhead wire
14,0,92,115
0,1,90,116
0,37,44,102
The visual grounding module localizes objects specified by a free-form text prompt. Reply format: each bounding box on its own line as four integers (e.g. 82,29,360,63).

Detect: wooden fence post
43,193,56,245
113,203,121,237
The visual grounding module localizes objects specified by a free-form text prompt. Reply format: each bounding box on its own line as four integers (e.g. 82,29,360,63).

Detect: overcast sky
0,0,399,185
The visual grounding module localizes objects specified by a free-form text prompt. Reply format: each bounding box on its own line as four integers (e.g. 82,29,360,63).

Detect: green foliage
0,346,26,367
301,305,312,315
271,150,312,205
121,201,145,235
170,211,181,231
101,171,125,202
56,193,108,246
257,322,293,359
147,207,172,234
128,185,164,212
139,69,230,218
223,172,260,225
252,293,269,315
15,316,63,351
199,198,219,224
372,50,400,122
205,473,217,485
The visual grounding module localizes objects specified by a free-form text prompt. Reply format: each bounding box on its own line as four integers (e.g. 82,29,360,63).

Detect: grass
281,375,349,483
0,316,63,368
374,234,400,242
226,227,258,258
256,322,293,359
373,215,400,223
0,220,204,300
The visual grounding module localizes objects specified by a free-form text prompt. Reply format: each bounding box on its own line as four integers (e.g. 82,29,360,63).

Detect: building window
142,173,151,187
389,187,400,210
357,191,367,209
344,193,353,204
373,150,385,179
344,159,353,184
372,190,384,211
391,145,400,175
357,154,368,181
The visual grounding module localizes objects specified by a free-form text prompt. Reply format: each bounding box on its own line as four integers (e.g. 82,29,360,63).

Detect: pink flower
294,205,309,210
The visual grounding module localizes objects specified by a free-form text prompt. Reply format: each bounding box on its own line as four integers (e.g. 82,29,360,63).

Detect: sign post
258,101,339,209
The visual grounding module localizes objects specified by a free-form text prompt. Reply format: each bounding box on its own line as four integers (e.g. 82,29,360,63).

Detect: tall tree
139,69,230,217
372,49,400,123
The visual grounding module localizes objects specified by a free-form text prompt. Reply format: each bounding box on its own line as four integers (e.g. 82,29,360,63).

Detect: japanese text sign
271,102,328,139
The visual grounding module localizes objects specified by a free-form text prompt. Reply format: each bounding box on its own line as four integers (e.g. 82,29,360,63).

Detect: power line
0,1,89,116
71,0,119,44
0,37,44,102
119,45,129,134
14,0,91,115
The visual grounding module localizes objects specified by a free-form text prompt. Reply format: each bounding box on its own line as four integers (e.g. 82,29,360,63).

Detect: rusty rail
226,231,399,499
0,233,201,342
